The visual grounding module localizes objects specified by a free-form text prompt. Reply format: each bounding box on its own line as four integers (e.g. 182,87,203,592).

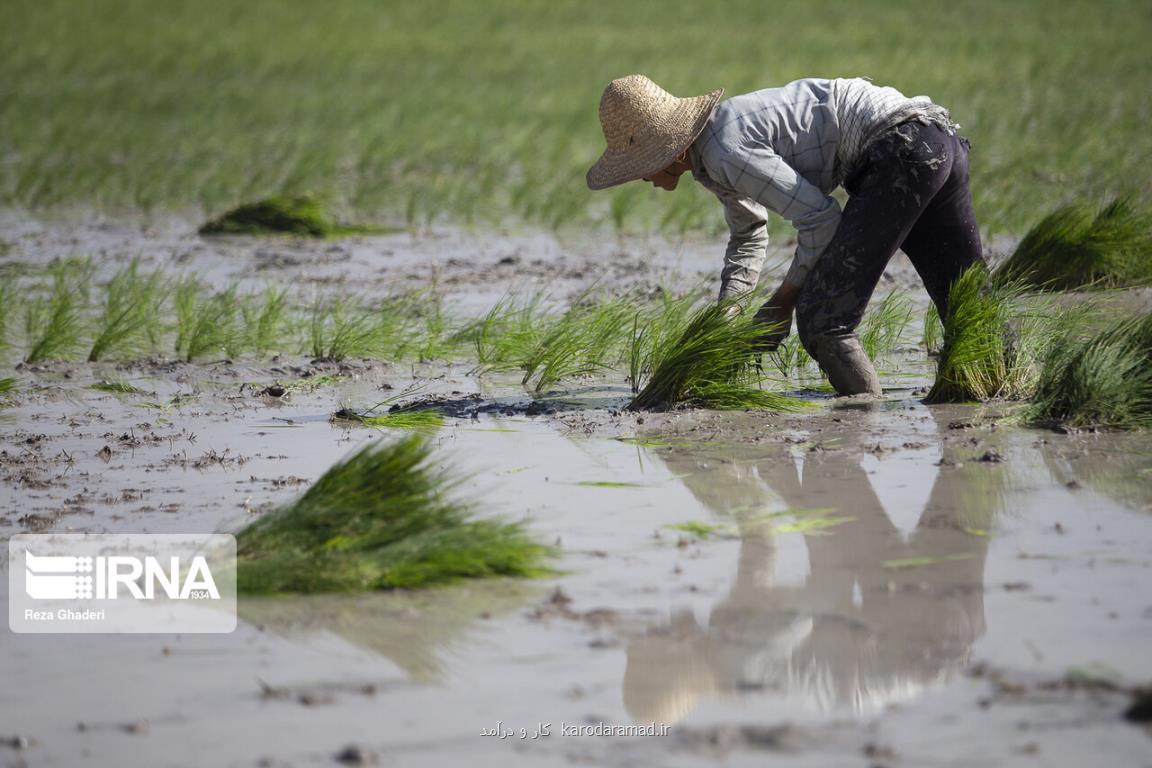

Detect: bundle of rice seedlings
174,279,241,361
23,263,89,363
332,406,444,430
520,295,635,391
925,266,1028,403
628,301,808,412
995,197,1152,290
1027,313,1152,429
628,290,702,386
236,435,551,594
199,194,376,237
88,261,166,361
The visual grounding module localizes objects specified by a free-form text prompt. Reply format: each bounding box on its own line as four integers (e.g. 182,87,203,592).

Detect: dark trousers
795,121,984,353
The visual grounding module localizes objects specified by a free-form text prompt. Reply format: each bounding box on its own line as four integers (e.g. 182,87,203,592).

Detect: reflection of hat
587,75,723,190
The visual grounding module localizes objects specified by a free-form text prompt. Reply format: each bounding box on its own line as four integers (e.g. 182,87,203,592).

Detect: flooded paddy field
2,219,1151,767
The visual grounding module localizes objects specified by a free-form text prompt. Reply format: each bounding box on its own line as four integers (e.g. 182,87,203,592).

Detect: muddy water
2,368,1151,766
2,219,1151,766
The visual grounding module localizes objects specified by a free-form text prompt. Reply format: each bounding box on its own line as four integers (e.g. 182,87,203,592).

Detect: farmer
587,75,984,395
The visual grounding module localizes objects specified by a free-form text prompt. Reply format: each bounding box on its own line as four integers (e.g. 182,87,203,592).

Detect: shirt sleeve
718,147,842,288
716,192,769,301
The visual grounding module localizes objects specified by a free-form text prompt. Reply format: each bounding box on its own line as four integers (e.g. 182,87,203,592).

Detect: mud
1,215,1151,767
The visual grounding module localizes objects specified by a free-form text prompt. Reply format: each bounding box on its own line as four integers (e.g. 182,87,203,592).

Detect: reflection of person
624,423,990,722
587,75,984,396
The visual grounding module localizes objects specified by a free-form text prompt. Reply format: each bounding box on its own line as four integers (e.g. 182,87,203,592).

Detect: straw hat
586,75,723,190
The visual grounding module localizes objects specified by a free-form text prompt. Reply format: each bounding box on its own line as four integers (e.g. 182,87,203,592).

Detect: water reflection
624,415,997,722
240,581,539,681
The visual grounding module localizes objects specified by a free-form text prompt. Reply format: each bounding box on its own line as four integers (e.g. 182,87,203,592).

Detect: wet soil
2,216,1151,767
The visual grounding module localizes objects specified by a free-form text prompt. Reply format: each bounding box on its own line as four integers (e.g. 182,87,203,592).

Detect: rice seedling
90,380,143,394
0,377,15,395
520,294,636,392
199,194,379,237
628,301,809,412
174,279,241,361
235,435,552,594
88,261,166,361
332,406,445,431
925,266,1026,403
239,286,289,358
22,263,89,363
922,303,943,355
858,290,915,361
627,289,702,387
994,198,1152,290
307,293,416,361
471,290,553,374
1027,313,1152,429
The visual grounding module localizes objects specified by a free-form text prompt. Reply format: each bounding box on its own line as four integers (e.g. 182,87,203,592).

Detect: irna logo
24,551,220,601
9,534,237,634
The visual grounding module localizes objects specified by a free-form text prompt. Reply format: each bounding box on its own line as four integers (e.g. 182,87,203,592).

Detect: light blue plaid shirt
688,78,953,298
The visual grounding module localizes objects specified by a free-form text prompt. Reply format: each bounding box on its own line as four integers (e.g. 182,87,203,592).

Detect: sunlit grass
236,435,552,594
1,1,1148,235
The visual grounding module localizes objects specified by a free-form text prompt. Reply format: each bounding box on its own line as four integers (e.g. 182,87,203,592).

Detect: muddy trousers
795,121,984,395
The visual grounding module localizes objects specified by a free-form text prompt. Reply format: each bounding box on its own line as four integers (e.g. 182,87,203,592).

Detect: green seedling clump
925,266,1033,403
307,293,416,361
88,261,166,361
859,290,914,361
174,279,241,361
333,406,444,430
520,295,635,391
236,435,552,594
629,300,808,412
1028,313,1152,429
22,262,90,363
471,290,553,373
240,287,289,358
995,198,1152,290
199,194,372,237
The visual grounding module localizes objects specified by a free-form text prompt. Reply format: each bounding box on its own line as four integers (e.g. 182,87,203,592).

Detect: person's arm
718,147,842,292
717,195,770,303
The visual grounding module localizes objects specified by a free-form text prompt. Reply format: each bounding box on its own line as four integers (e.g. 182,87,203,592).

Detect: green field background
2,0,1149,237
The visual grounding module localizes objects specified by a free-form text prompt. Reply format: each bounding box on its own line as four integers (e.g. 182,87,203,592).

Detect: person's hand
752,301,792,353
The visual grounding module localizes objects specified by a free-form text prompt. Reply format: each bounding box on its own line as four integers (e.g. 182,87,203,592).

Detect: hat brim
586,88,724,191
